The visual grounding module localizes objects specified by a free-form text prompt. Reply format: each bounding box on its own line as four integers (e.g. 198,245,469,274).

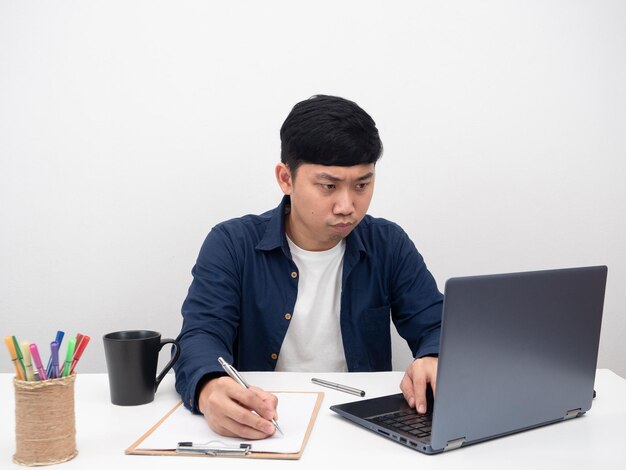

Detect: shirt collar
255,195,368,261
255,196,291,256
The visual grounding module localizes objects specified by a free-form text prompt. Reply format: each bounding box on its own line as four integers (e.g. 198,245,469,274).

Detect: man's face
275,163,375,251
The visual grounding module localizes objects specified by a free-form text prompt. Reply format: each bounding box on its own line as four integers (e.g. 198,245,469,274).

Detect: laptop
330,265,608,454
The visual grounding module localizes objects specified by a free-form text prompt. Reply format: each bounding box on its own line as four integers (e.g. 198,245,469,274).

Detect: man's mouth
331,223,353,233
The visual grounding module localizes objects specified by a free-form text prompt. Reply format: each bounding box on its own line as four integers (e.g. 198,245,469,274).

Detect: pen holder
13,374,78,466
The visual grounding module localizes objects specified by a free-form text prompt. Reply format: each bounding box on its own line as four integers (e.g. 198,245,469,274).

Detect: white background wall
1,1,624,378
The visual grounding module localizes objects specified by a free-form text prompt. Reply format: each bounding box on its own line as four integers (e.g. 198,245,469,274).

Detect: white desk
1,370,625,469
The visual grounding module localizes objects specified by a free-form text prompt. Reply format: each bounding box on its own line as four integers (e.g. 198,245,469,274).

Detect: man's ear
275,163,293,195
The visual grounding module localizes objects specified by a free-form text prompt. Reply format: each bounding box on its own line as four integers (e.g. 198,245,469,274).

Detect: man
174,94,443,439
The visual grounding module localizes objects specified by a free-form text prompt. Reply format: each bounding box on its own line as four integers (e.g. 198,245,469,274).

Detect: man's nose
333,190,354,215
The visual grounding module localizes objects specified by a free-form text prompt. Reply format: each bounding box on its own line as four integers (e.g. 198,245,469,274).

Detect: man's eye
356,183,370,190
321,184,335,190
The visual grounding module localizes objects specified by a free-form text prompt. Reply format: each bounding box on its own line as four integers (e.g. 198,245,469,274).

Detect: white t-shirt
275,237,348,372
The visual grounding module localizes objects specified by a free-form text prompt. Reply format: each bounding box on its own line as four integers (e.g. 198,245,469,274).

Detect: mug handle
155,338,181,391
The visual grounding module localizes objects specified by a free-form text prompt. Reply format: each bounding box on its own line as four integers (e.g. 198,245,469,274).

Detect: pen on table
70,334,90,374
46,330,64,377
4,336,25,380
61,337,76,377
30,343,47,381
21,341,35,381
49,341,60,379
311,378,366,397
217,356,284,436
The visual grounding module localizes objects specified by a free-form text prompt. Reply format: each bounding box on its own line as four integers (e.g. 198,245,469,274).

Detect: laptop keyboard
369,409,433,439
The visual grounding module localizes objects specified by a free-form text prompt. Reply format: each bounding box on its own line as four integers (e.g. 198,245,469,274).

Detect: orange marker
4,336,25,380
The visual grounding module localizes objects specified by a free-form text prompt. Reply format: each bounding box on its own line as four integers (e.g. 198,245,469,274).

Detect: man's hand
400,356,438,414
198,376,279,439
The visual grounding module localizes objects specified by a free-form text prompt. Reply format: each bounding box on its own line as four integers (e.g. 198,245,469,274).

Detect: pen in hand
217,357,284,436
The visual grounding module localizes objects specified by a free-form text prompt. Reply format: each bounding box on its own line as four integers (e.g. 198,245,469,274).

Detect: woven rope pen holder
13,374,78,466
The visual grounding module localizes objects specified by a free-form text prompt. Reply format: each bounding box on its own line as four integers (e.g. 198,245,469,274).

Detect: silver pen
311,377,366,397
217,357,284,435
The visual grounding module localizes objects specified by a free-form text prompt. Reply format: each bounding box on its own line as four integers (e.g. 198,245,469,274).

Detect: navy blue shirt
174,196,443,412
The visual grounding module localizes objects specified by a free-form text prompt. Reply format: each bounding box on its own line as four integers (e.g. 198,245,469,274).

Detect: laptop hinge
564,408,582,420
444,437,465,452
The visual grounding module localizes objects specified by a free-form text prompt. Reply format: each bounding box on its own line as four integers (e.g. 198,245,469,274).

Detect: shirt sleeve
174,225,241,413
389,229,443,359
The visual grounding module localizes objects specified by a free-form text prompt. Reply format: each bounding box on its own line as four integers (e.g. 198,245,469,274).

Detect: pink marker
29,344,47,381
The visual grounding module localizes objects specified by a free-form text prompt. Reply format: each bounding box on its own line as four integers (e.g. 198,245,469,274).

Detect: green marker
12,336,27,380
61,338,76,377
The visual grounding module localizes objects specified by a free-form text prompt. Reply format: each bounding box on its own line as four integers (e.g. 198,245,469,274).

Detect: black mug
103,330,180,406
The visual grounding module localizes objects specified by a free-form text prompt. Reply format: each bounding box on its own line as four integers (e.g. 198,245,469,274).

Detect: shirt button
284,313,292,320
271,353,278,360
291,271,298,278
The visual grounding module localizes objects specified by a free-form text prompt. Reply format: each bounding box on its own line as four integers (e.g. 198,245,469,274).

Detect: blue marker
49,341,60,379
46,330,64,377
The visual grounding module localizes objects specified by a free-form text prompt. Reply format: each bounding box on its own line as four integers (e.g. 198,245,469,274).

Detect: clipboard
125,391,324,460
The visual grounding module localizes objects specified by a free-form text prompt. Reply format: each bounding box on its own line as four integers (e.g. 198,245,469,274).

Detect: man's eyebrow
355,172,375,181
315,172,374,182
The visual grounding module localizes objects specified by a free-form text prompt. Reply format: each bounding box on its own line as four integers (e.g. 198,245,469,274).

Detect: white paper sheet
137,392,320,454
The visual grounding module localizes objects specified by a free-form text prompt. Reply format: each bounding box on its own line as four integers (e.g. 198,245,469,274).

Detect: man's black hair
280,95,383,176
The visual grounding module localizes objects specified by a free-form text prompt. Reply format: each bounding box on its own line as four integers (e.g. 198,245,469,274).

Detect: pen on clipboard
217,357,284,436
311,377,366,397
176,441,252,456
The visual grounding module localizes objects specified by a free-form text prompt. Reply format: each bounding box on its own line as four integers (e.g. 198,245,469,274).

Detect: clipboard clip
176,440,252,456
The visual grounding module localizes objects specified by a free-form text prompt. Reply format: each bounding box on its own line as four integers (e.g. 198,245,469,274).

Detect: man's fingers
401,356,438,413
413,376,428,414
212,413,275,440
399,373,415,408
199,377,277,438
207,396,276,437
224,400,276,436
227,387,277,432
249,386,279,421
